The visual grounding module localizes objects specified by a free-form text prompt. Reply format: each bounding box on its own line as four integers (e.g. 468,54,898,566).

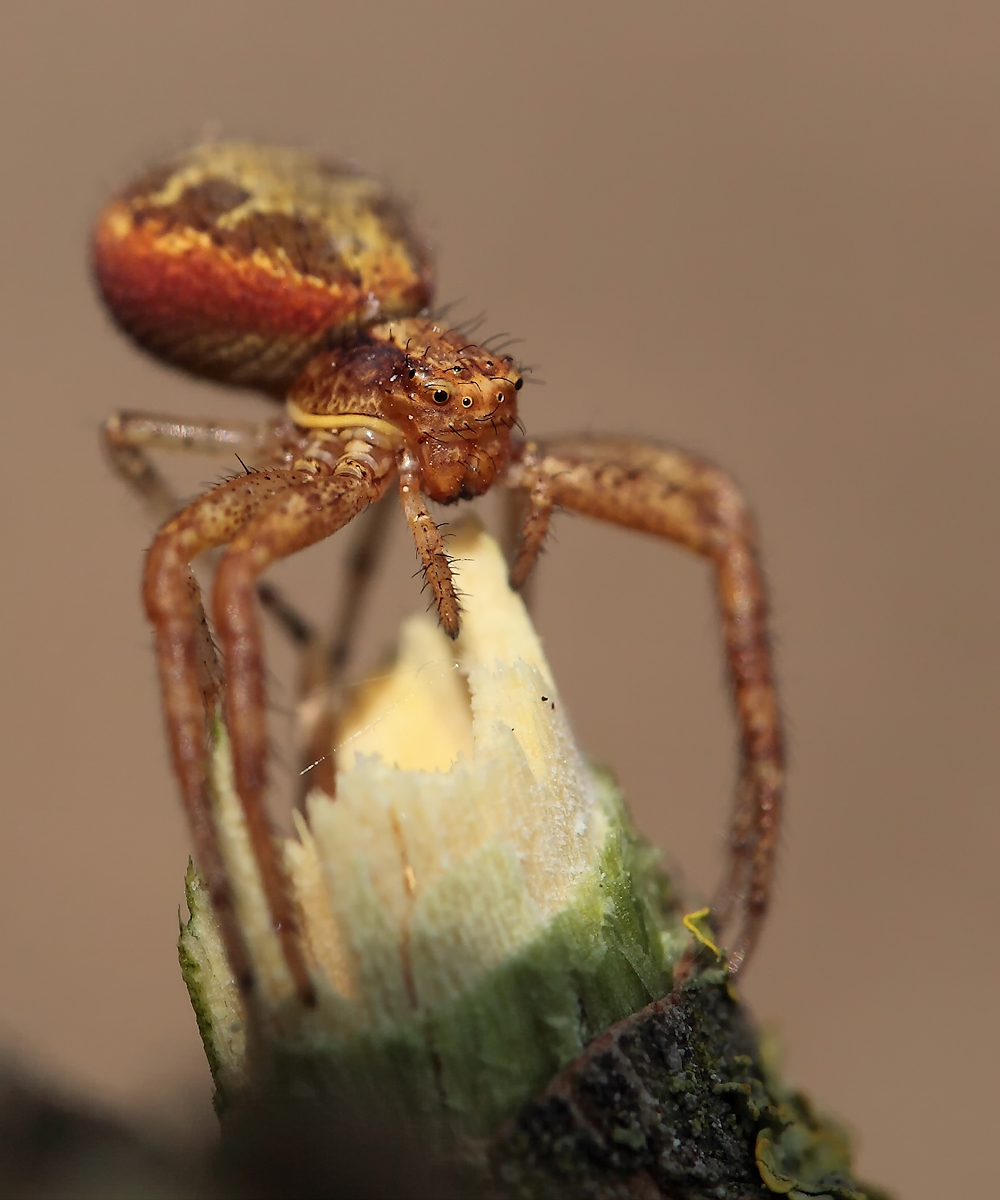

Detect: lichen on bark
493,969,891,1199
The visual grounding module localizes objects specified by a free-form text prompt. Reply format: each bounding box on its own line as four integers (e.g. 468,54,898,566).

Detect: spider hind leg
504,435,784,977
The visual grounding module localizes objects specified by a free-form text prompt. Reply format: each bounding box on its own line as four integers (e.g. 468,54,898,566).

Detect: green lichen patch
493,971,886,1200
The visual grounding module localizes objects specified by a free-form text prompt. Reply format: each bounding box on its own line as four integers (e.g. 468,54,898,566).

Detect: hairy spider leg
103,411,323,651
508,475,555,592
504,436,784,977
104,412,400,803
144,467,315,1006
105,412,464,994
502,487,543,613
398,456,462,637
211,456,396,1004
103,411,290,523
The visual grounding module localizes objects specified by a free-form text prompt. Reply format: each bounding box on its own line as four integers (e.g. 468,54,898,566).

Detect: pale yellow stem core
294,522,601,1021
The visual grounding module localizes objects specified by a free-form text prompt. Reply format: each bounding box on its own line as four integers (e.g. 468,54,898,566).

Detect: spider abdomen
93,142,432,393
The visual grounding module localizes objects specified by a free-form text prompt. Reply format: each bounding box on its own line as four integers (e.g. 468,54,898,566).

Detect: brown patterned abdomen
93,143,433,392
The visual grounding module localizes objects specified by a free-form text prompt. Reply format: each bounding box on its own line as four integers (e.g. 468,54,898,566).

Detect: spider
94,142,783,1008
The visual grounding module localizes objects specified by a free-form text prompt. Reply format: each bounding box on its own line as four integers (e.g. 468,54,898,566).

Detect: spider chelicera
94,142,783,1007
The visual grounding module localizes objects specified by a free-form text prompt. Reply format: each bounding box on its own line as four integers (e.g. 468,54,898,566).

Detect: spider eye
461,396,473,407
514,377,524,390
433,388,449,403
408,367,416,379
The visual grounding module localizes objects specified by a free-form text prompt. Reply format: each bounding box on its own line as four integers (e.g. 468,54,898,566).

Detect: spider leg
144,466,310,1004
398,463,461,637
502,487,546,614
294,493,396,805
505,437,784,977
104,410,290,523
212,453,396,1002
104,410,319,649
508,475,555,590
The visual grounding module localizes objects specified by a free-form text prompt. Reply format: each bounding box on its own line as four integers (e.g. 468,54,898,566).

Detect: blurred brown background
1,3,997,1195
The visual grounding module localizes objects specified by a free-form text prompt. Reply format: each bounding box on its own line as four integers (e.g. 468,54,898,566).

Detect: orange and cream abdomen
93,142,432,392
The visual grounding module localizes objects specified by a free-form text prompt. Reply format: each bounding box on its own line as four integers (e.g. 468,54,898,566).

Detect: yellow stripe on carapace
286,399,403,443
682,907,722,957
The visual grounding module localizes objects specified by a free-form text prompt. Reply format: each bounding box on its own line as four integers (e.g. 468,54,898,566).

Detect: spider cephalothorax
97,142,783,1010
286,318,523,502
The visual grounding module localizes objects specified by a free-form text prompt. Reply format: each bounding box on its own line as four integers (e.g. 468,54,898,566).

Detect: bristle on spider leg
426,297,466,323
485,336,525,354
453,311,489,337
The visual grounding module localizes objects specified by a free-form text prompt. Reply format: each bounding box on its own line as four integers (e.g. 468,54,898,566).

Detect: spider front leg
144,466,312,1004
104,410,291,524
211,454,395,1000
398,458,462,637
505,437,784,977
105,409,320,651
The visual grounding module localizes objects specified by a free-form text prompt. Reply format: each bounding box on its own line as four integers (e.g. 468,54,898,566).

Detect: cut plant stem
178,520,888,1199
180,520,686,1131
